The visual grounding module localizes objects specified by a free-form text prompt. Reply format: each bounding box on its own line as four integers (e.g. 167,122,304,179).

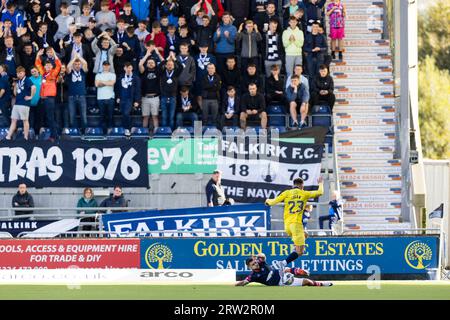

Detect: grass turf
0,281,449,300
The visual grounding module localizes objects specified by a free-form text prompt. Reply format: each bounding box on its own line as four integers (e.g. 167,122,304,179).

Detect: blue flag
429,203,444,219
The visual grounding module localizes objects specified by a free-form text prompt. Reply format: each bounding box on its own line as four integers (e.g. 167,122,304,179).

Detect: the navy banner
101,204,271,237
139,236,439,275
0,140,148,188
0,219,80,237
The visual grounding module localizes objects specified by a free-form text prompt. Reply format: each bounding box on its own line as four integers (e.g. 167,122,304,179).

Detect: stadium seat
268,105,287,127
312,105,332,115
15,128,36,140
173,127,192,137
244,127,258,137
0,127,8,140
130,127,149,138
107,127,126,139
84,127,106,140
153,127,172,138
61,128,82,140
38,128,52,141
311,114,332,128
86,115,102,127
203,126,221,137
269,126,287,134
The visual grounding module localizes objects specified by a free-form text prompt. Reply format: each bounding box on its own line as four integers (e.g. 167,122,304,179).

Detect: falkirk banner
218,139,323,203
0,140,149,188
139,236,439,275
101,204,270,237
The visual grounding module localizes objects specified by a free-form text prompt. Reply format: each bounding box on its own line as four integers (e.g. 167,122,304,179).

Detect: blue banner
102,204,271,237
139,236,439,275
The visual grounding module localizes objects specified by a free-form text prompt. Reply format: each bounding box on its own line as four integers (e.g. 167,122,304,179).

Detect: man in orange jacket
35,47,62,141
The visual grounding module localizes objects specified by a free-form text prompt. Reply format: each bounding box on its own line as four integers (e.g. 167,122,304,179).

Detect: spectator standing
201,63,222,127
35,48,62,140
92,31,118,74
139,54,162,130
158,56,183,129
225,0,250,28
240,82,267,129
240,63,264,93
304,0,326,32
54,3,75,42
304,22,327,78
95,1,117,31
12,184,35,216
213,12,237,76
319,191,343,230
262,18,284,77
194,44,216,107
236,20,262,72
28,67,43,132
145,21,167,57
326,0,346,61
95,61,116,132
66,54,89,130
6,67,36,140
282,16,303,77
116,62,141,134
177,42,196,89
0,65,12,123
0,36,21,77
205,170,233,206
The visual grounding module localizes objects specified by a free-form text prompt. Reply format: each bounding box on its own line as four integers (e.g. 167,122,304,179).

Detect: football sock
285,251,299,264
312,281,323,287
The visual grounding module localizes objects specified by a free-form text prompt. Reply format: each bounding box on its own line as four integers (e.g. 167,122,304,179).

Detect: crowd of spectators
0,0,345,140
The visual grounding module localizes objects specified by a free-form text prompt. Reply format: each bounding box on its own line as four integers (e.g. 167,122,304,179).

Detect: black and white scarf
266,32,279,61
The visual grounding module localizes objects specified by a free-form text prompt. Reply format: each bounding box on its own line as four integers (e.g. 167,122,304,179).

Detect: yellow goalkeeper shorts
285,222,305,246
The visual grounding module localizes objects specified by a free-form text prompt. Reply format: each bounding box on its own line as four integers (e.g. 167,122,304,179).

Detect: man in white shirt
95,61,116,133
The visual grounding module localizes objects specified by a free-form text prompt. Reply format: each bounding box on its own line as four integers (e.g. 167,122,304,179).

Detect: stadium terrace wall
0,236,439,280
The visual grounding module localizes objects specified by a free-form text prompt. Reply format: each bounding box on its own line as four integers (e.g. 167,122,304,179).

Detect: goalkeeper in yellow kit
265,176,324,270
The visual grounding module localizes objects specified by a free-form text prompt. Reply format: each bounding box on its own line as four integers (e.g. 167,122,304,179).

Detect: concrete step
336,98,395,105
335,125,396,133
342,194,401,202
345,7,384,14
333,78,394,86
337,152,394,160
332,59,392,66
336,137,395,147
338,165,401,174
343,208,402,216
344,201,401,210
344,2,383,8
346,14,384,21
339,173,401,181
340,187,401,196
334,118,396,126
341,180,402,188
334,86,393,93
344,223,411,231
342,46,391,53
336,92,394,100
334,105,395,113
336,159,401,167
345,27,383,34
335,52,391,59
332,72,393,80
345,20,384,29
330,65,392,73
344,216,401,223
334,112,396,120
343,33,383,40
343,39,389,47
336,145,395,153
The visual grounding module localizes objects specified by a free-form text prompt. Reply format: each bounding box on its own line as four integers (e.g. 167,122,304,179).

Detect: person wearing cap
95,61,116,132
205,170,234,207
62,32,93,65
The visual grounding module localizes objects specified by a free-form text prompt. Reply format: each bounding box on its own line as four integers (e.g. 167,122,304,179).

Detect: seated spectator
176,86,199,127
206,170,234,207
304,22,327,78
6,67,36,140
319,191,343,230
115,62,141,134
201,63,222,127
311,64,335,110
240,83,267,129
265,64,285,105
95,61,117,133
236,20,262,72
282,16,304,77
66,54,89,130
241,63,264,93
220,85,240,128
12,183,35,216
165,24,180,57
285,64,310,99
77,187,98,231
99,186,128,213
220,56,241,97
120,3,139,28
54,3,75,42
135,21,151,52
262,18,284,77
145,21,167,57
285,75,309,128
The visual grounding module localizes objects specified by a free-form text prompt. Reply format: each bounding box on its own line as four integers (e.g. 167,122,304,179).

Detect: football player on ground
265,176,324,269
235,253,332,287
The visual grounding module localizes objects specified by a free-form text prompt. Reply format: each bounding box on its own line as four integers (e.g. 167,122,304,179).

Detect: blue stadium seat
153,127,172,138
0,127,9,140
173,127,192,137
312,105,331,115
130,127,149,139
269,126,287,134
62,128,82,140
84,127,105,140
311,114,332,128
16,128,36,140
107,127,126,139
203,126,221,137
268,105,287,127
244,127,258,136
38,128,52,141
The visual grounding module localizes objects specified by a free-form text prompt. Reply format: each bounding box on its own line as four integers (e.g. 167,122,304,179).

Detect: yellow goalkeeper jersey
265,183,324,225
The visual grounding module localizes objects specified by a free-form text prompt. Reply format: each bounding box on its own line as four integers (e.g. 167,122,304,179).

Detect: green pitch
0,281,449,300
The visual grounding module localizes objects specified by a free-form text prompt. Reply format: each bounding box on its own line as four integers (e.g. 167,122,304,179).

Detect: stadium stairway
329,0,410,232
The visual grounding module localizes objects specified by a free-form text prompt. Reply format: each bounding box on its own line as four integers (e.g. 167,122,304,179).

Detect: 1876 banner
0,140,149,188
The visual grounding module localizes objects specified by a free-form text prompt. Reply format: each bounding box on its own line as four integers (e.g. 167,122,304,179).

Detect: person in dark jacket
115,62,141,133
310,64,335,110
99,186,128,213
304,0,326,32
12,183,35,216
176,86,199,127
225,0,250,28
265,64,285,105
241,63,264,93
220,56,241,97
220,85,240,128
205,170,234,206
240,82,267,129
304,22,327,78
201,63,222,127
